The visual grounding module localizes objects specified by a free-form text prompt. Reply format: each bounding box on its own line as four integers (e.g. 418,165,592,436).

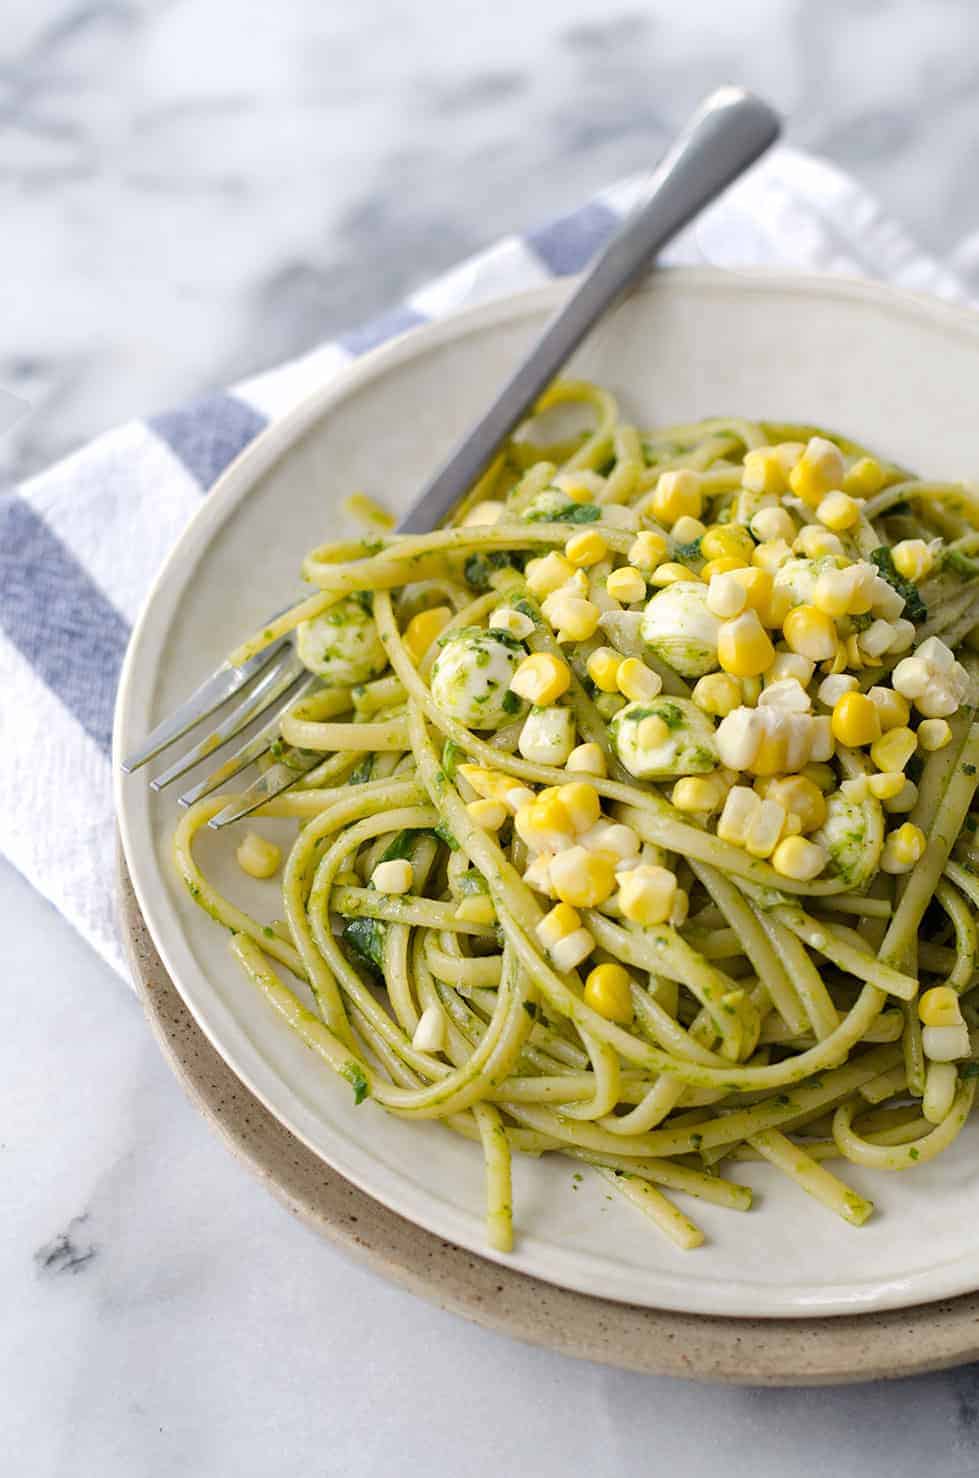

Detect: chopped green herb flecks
342,1062,370,1105
870,546,927,622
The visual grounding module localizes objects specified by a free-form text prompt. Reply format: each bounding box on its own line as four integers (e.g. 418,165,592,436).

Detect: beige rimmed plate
115,268,979,1320
119,853,979,1384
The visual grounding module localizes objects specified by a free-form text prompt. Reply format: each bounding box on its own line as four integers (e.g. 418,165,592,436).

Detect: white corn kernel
716,707,764,770
883,778,918,814
758,678,811,713
745,798,787,858
921,1023,971,1063
923,1061,958,1123
918,718,952,752
582,820,641,863
859,619,896,659
818,673,859,706
707,570,749,618
412,1004,446,1053
551,928,595,973
751,505,796,544
518,706,576,765
717,785,761,845
794,525,844,559
887,619,916,653
766,651,816,687
489,606,535,640
372,858,414,894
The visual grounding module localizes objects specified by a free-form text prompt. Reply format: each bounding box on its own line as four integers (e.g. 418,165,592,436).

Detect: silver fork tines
207,744,326,830
121,634,291,773
150,646,307,792
121,91,781,824
178,672,319,809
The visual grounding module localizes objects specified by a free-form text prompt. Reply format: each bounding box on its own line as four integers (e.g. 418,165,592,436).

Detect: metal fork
121,87,780,828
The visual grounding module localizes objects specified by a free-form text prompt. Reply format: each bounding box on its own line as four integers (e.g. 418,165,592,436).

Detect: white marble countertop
6,1,979,1473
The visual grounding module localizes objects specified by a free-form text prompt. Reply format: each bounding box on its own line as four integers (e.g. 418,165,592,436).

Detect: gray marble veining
4,0,979,486
6,3,979,1473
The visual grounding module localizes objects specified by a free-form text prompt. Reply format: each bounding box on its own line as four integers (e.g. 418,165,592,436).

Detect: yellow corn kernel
455,894,496,925
918,986,963,1028
783,605,838,661
788,436,846,507
918,718,952,752
564,528,608,568
866,686,911,732
525,551,576,598
461,499,505,527
606,565,646,604
554,470,604,503
691,671,742,717
843,457,886,497
870,725,917,772
701,554,747,580
535,901,581,952
557,780,602,833
752,538,792,573
868,771,907,800
880,821,926,874
771,835,828,881
702,524,755,562
466,798,507,831
741,446,790,495
891,538,935,582
717,609,776,678
650,468,702,526
617,656,663,702
617,864,678,926
550,846,617,907
585,647,622,694
672,774,730,814
403,605,453,662
764,775,827,833
517,792,575,849
648,561,694,587
734,565,780,622
584,963,634,1024
510,652,571,706
831,691,882,747
236,831,282,879
816,491,861,532
672,515,707,545
637,714,670,748
628,530,669,569
566,742,607,776
372,857,414,895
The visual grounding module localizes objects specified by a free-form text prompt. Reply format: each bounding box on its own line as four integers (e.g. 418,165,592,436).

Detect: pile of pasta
176,381,979,1253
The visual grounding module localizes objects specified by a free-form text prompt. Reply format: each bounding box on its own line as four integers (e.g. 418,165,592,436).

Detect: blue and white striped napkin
1,145,973,983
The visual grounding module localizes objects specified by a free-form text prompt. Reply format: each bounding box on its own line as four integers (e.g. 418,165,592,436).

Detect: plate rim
114,265,979,1321
118,847,979,1385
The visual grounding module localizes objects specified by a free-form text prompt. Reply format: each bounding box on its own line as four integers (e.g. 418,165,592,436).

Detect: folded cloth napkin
1,144,973,983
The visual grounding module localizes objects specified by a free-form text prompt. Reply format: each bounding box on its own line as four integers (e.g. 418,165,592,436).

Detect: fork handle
397,86,781,535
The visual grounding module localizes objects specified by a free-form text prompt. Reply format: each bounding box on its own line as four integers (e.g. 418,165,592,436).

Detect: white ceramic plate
116,267,979,1318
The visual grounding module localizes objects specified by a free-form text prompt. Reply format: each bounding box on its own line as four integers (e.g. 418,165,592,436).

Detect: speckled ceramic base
118,852,979,1385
